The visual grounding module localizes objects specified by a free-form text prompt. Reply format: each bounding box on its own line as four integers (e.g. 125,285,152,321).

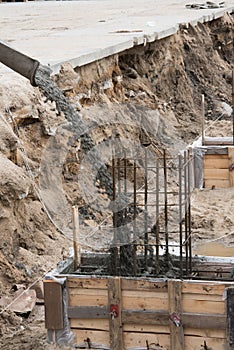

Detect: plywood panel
204,168,229,180
72,329,109,347
122,290,168,310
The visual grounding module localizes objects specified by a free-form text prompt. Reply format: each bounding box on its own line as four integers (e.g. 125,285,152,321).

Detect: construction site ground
0,1,234,349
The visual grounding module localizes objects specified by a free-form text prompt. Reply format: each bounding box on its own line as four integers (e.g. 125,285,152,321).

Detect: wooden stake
201,94,205,146
108,277,123,350
72,205,81,271
168,280,184,350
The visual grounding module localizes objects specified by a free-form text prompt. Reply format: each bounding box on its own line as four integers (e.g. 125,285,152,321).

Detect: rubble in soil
0,12,233,349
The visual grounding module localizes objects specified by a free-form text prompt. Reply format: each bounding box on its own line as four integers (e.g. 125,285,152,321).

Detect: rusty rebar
155,159,160,274
178,153,183,278
133,160,137,276
144,148,148,269
184,150,188,275
163,150,169,263
187,149,192,273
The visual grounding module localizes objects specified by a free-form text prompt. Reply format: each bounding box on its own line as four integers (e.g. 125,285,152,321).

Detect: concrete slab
0,0,233,77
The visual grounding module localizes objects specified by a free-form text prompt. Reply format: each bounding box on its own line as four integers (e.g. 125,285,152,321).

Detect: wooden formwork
44,276,234,350
203,147,234,189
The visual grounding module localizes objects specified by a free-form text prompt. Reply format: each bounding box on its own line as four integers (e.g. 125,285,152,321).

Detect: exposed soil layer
0,13,233,349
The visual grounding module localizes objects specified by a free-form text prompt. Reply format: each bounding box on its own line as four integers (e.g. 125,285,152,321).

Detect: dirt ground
0,12,233,349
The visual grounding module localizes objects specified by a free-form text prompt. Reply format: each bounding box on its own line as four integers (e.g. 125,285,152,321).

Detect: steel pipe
0,41,40,86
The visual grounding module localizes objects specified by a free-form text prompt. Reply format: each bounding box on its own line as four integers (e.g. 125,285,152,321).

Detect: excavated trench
0,10,233,350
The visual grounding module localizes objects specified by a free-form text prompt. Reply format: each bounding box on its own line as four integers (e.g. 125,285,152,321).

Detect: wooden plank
122,290,168,310
168,280,184,350
204,140,233,145
72,329,109,347
122,310,226,329
184,327,226,338
184,335,227,350
67,277,108,289
182,313,225,329
204,168,229,180
183,298,225,314
227,287,234,349
121,278,168,292
70,318,109,331
228,148,234,187
204,179,229,188
205,148,228,155
205,154,229,159
123,332,169,349
108,277,123,350
122,310,169,325
69,288,108,307
182,281,227,295
44,280,63,330
204,157,229,169
68,306,108,319
123,323,169,333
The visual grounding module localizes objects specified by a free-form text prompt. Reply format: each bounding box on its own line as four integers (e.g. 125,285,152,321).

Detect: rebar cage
109,147,194,278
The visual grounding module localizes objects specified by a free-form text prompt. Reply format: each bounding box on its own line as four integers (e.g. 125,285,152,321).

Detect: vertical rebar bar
184,150,188,275
155,158,160,274
144,148,148,269
201,94,205,146
163,150,169,263
178,153,183,278
124,152,127,221
187,149,192,274
112,155,118,276
133,160,137,276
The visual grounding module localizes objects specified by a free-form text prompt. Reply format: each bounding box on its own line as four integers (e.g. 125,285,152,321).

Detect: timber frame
44,275,234,350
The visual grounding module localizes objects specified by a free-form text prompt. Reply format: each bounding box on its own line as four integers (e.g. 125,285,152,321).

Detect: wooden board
108,277,123,350
44,280,63,330
67,277,108,289
70,318,109,330
72,329,109,347
227,287,234,349
182,281,227,295
182,297,225,314
123,323,169,333
68,306,108,319
122,290,168,310
168,280,184,350
204,156,229,169
204,168,229,180
69,288,108,307
184,335,227,350
204,179,229,189
121,278,167,291
123,331,170,349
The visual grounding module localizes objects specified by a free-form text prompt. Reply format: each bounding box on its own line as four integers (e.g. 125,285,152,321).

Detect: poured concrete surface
0,0,234,75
